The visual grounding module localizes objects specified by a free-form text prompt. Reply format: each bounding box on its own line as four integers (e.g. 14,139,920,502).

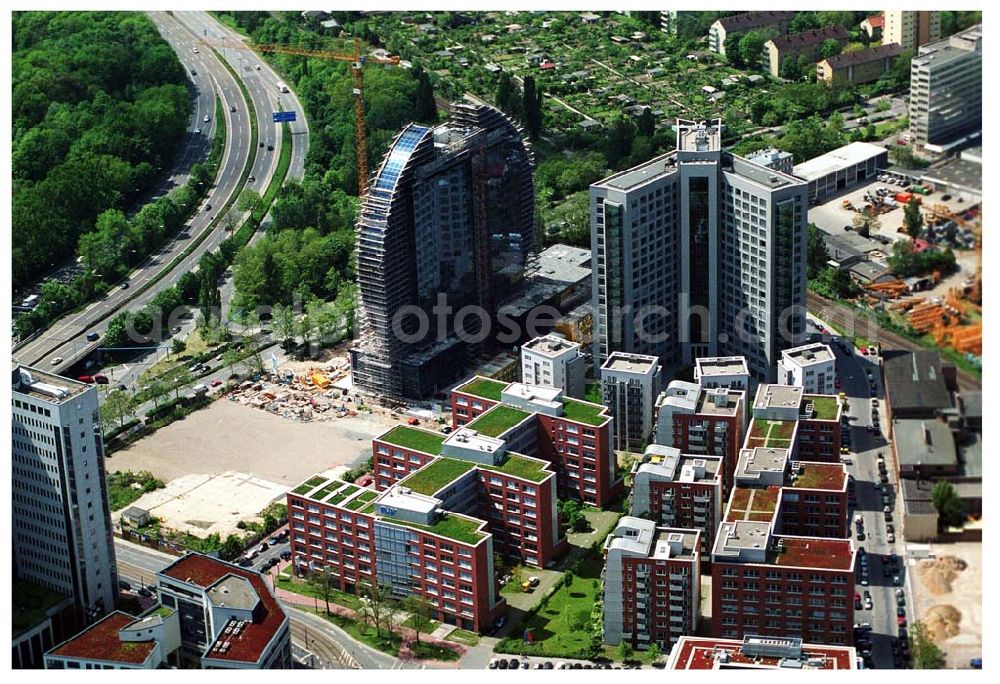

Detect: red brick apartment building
629,445,723,560
745,384,841,463
710,445,854,644
654,381,745,493
667,635,857,670
288,476,506,633
602,517,701,651
450,376,622,507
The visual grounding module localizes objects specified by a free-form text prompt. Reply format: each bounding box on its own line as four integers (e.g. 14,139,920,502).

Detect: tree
807,223,830,278
309,567,336,615
172,370,194,400
725,33,746,68
495,71,519,118
852,210,881,238
738,31,767,70
403,595,434,644
171,338,186,354
102,390,135,429
790,12,819,32
904,198,925,238
522,75,544,140
647,642,662,664
780,55,802,81
272,303,296,348
564,570,574,587
357,580,391,637
221,534,243,560
178,271,200,303
891,144,917,169
412,66,436,123
569,510,591,532
910,620,946,668
618,641,634,662
238,188,262,217
820,39,843,60
223,348,241,378
931,481,965,528
636,108,655,138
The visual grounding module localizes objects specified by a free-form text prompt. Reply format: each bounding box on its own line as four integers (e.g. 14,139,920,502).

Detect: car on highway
203,114,210,123
191,68,197,75
248,175,256,182
87,332,100,342
267,144,274,151
211,379,223,388
195,127,201,134
50,357,63,365
255,64,261,70
95,374,109,384
230,104,237,112
192,46,199,53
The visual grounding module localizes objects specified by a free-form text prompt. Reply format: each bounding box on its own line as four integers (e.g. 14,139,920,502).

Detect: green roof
345,490,378,511
377,425,446,455
387,513,486,545
467,405,531,437
478,453,550,482
803,395,839,421
292,475,328,495
399,458,476,496
561,398,608,426
153,606,174,618
13,580,69,637
456,377,507,401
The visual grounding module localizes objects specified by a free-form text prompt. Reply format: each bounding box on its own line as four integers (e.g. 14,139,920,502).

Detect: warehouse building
793,142,889,204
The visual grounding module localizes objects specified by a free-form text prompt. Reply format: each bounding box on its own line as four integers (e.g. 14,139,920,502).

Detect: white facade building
520,335,587,398
777,342,836,394
601,352,661,450
11,363,118,623
909,25,982,150
591,119,807,382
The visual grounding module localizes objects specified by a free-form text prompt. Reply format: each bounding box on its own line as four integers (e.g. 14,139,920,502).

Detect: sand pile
917,555,967,595
924,604,962,642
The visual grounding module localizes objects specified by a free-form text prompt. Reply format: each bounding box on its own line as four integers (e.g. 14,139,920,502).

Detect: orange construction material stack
949,324,982,356
908,303,950,334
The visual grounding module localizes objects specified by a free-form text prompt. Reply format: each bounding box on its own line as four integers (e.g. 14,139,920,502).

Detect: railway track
289,615,359,669
807,291,981,390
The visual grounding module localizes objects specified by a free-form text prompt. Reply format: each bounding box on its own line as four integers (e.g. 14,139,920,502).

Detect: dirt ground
109,398,392,484
909,541,981,668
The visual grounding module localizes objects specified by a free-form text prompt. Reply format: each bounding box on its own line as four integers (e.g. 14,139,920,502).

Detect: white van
277,82,289,93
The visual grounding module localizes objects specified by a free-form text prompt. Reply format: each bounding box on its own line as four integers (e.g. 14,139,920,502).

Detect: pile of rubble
227,364,357,423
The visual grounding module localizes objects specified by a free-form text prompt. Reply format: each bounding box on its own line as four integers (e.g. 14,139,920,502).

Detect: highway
14,10,309,379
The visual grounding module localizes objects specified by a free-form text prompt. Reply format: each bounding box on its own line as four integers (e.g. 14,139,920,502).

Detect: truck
20,294,39,309
192,384,208,397
277,82,289,93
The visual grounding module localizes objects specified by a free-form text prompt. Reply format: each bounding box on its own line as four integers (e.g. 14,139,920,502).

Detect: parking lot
487,656,648,670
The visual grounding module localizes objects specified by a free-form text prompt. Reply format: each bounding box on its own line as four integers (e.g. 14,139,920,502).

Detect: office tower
883,11,941,51
909,25,983,149
778,342,837,394
351,102,535,399
520,334,587,398
600,352,662,450
591,119,808,382
11,363,118,625
602,517,700,651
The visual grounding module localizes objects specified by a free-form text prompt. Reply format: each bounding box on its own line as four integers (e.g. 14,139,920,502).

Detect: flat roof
782,342,834,365
772,536,854,571
466,404,532,437
695,388,741,416
207,575,258,612
522,334,580,357
668,636,856,670
726,487,779,523
397,457,476,496
46,611,157,666
158,554,286,664
602,351,659,374
454,376,508,401
376,425,447,455
696,356,749,377
606,517,699,560
736,447,788,480
12,364,91,404
560,397,611,426
913,24,981,69
792,142,888,181
677,119,722,152
634,448,721,483
801,395,840,421
893,419,957,468
383,511,487,545
922,158,982,194
595,151,677,191
14,580,71,638
754,384,803,411
792,463,847,491
477,452,552,482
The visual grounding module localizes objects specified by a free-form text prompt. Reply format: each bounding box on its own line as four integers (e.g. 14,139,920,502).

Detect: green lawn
345,490,378,511
387,513,486,545
299,606,401,656
446,628,480,646
467,405,531,437
803,395,839,420
561,398,608,426
478,453,550,482
13,581,68,637
409,641,461,661
276,575,363,611
378,425,446,455
399,458,476,496
456,377,508,401
498,551,604,659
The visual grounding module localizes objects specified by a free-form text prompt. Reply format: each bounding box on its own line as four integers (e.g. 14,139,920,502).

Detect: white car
203,114,210,123
192,46,199,53
50,357,63,365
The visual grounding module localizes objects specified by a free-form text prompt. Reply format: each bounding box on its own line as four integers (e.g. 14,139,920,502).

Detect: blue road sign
272,111,296,123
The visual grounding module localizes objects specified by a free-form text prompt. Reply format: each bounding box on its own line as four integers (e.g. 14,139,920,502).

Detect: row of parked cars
488,659,640,670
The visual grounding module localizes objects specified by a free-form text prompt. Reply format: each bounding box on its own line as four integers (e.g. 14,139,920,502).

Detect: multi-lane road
14,11,309,378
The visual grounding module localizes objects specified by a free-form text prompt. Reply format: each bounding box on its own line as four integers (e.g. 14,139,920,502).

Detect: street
808,316,914,670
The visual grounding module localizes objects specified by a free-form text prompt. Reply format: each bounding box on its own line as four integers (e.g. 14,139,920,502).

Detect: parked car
86,332,100,342
77,375,95,384
95,375,109,384
211,379,222,387
119,580,132,591
50,357,63,365
138,587,152,598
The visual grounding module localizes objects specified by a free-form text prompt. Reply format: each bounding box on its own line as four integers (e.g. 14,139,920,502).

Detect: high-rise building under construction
351,102,535,399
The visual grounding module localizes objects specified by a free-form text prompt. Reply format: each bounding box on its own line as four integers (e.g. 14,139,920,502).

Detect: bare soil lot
109,398,386,485
909,541,981,668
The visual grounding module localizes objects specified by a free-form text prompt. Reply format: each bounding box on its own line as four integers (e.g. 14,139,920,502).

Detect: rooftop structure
778,342,836,395
44,612,163,669
667,635,857,669
695,356,750,381
792,142,889,182
753,383,804,415
892,418,958,476
882,350,954,417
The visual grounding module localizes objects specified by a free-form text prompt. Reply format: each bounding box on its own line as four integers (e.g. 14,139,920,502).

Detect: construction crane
202,37,400,195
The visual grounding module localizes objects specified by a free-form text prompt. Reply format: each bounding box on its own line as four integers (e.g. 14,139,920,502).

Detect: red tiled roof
48,612,156,665
772,536,854,571
161,553,286,664
669,636,856,669
866,16,884,28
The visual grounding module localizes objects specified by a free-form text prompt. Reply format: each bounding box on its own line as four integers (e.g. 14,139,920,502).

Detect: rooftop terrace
46,612,157,666
376,425,446,455
477,453,551,482
387,512,486,545
560,397,610,426
801,395,839,421
726,486,779,523
466,404,532,437
746,418,796,448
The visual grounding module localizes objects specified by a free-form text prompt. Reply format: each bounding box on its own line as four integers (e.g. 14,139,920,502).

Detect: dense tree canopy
12,12,192,288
